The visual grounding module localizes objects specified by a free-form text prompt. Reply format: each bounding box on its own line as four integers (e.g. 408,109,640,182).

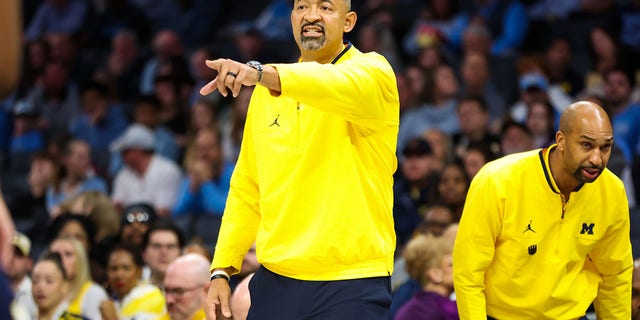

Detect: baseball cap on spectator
403,137,433,157
12,99,38,117
13,231,31,256
519,72,548,91
110,124,155,152
121,202,158,225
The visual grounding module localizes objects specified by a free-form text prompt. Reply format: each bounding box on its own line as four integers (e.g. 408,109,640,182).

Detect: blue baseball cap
519,72,548,91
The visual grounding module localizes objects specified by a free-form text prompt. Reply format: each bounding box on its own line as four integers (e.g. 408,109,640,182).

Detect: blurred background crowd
2,0,640,319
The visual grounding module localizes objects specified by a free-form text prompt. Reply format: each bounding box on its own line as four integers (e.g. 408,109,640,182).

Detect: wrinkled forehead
293,0,351,10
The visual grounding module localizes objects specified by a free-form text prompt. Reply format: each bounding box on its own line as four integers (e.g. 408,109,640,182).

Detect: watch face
248,61,261,69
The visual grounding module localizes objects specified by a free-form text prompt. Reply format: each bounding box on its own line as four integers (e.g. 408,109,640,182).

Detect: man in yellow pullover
454,101,633,319
199,1,399,319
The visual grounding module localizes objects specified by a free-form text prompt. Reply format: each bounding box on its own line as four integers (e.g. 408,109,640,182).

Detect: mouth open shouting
301,23,325,50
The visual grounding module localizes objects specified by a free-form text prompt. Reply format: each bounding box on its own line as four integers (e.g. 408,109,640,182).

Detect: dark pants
247,266,391,320
0,270,12,320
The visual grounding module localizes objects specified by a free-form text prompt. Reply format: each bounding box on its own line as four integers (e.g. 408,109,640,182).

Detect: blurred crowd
1,0,640,319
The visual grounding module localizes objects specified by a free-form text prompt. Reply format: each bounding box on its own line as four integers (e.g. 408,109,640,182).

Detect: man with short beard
454,101,633,319
200,0,399,319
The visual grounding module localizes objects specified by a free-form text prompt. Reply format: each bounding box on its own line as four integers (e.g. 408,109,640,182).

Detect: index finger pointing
205,59,223,71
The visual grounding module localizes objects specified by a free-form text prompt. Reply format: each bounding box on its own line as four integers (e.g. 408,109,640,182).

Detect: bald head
164,254,211,320
559,101,612,136
231,273,254,320
166,253,211,282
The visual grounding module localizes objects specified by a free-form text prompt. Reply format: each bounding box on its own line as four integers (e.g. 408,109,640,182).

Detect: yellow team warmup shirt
454,145,633,319
211,43,400,281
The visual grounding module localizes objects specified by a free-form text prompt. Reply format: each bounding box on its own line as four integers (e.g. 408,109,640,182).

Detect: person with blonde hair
48,237,108,319
395,234,458,320
56,190,120,242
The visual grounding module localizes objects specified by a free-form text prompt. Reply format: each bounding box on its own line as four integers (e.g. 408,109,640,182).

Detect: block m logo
580,223,595,235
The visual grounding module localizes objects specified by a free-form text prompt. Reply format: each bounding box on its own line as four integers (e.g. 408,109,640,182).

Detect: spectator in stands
418,203,455,237
141,220,185,288
49,237,108,319
402,0,460,58
510,71,570,123
17,39,51,97
90,0,152,49
173,127,234,247
25,0,89,41
6,152,55,253
46,32,94,85
163,253,210,320
230,273,253,320
188,99,219,140
398,64,460,152
8,100,45,175
423,128,454,172
31,252,78,319
110,124,183,217
100,243,168,319
437,161,470,221
46,139,108,212
189,48,222,106
93,29,147,102
24,61,80,135
542,35,584,98
395,234,458,320
7,232,36,316
396,72,418,116
70,81,129,176
153,73,191,148
357,21,403,71
602,67,640,204
139,30,185,95
55,191,120,243
526,100,557,149
500,120,534,155
580,24,626,99
452,95,501,160
394,137,439,252
602,67,640,163
462,142,496,180
459,51,506,126
109,95,180,177
449,0,529,57
96,202,158,274
118,203,158,248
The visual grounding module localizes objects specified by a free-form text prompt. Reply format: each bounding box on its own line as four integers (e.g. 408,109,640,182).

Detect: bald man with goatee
454,101,633,319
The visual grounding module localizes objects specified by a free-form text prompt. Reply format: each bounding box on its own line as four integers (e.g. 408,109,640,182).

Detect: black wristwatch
247,60,263,82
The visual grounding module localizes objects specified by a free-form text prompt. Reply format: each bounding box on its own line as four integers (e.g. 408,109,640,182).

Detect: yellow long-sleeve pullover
211,44,400,280
453,145,632,319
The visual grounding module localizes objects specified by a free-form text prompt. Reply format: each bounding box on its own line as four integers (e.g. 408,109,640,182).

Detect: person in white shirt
110,124,183,217
7,232,36,318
